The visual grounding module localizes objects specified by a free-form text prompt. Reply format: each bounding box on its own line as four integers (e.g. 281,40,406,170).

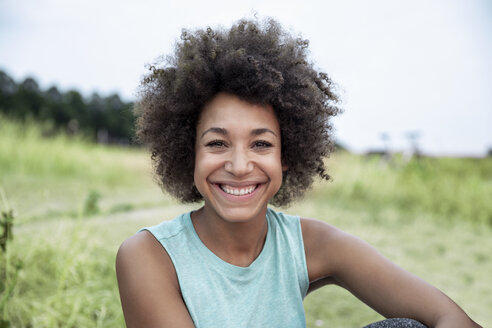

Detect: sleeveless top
140,208,309,328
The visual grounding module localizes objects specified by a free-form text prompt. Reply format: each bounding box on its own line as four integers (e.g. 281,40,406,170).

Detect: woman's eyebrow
251,128,277,137
200,127,227,139
201,127,277,139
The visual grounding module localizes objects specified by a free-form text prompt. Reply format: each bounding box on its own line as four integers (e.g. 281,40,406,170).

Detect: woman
116,18,480,328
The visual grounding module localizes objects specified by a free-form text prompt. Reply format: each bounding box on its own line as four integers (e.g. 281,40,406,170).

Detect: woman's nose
224,148,254,176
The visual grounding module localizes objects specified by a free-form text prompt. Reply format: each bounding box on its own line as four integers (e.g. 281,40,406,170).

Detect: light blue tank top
140,208,309,328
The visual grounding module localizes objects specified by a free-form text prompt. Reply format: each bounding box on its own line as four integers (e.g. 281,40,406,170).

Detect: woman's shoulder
300,217,375,282
300,217,339,237
138,212,190,241
117,230,162,256
116,231,177,282
300,217,348,253
116,232,195,327
116,211,194,288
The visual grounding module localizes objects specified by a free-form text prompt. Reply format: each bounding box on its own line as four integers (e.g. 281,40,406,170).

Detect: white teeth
220,185,257,196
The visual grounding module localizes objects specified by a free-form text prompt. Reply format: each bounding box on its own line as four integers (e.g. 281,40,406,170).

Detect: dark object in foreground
363,318,427,328
0,209,14,252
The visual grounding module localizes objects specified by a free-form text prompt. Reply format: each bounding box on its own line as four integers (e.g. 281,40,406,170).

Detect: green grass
1,117,491,327
311,152,492,225
0,117,169,223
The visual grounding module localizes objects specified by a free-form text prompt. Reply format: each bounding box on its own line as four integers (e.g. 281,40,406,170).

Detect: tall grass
1,117,490,327
311,152,492,225
0,117,166,223
1,116,122,179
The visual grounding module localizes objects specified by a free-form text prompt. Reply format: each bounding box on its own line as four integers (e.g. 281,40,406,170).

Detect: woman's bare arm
301,218,481,328
116,231,195,328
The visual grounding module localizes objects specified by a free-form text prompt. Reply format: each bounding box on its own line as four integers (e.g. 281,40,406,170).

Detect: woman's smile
217,183,258,196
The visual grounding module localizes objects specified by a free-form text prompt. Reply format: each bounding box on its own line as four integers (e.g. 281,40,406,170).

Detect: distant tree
0,70,136,144
0,70,17,115
103,94,134,143
45,86,63,102
40,86,62,121
12,77,44,119
104,93,124,137
119,101,135,143
334,141,347,152
87,93,108,139
0,71,17,95
405,131,422,158
53,90,83,129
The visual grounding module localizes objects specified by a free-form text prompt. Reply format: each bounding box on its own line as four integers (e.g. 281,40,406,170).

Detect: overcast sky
1,0,491,156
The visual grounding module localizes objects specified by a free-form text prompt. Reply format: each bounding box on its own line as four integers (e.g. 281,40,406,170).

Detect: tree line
0,70,135,144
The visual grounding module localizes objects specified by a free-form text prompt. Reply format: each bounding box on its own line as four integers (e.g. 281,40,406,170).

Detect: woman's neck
190,206,268,267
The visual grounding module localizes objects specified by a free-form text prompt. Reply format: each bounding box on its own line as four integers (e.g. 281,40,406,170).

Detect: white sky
1,0,491,156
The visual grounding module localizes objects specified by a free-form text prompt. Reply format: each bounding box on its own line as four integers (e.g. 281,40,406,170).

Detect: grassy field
1,117,491,327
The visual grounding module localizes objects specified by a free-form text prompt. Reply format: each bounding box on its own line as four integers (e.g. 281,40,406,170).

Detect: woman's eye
206,140,226,148
253,140,273,148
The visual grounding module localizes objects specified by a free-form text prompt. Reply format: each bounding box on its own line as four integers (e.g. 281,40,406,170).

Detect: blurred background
0,0,491,327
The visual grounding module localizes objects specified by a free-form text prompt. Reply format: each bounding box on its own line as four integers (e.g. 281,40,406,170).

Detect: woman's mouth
219,184,258,196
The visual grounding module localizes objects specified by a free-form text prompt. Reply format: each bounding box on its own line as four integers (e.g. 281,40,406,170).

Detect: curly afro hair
136,17,341,207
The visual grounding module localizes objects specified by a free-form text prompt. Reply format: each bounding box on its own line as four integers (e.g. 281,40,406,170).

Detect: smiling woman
115,17,480,328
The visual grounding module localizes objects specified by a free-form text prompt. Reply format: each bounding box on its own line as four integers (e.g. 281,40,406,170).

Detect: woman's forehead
197,93,279,132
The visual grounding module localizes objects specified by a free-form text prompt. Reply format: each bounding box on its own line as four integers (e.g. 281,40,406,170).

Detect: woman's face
194,93,286,223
